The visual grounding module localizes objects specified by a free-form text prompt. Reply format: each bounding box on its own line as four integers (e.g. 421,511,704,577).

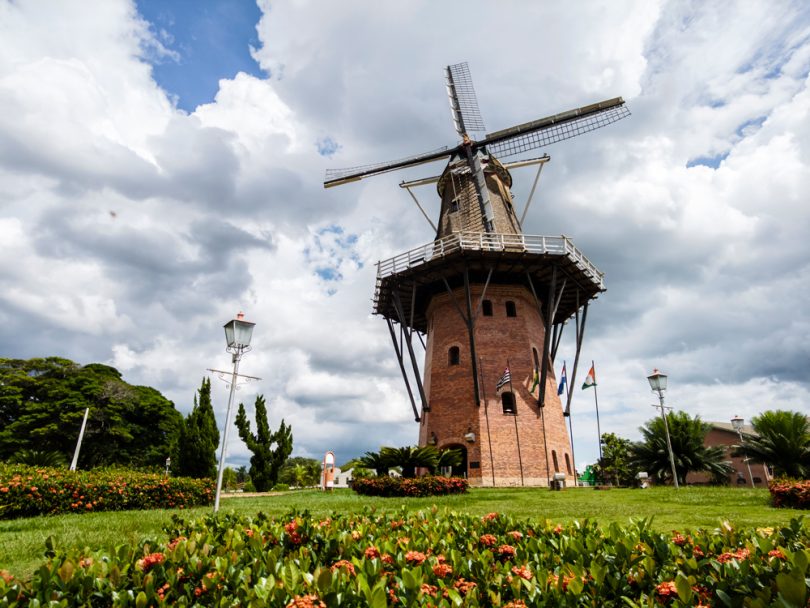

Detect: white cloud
1,0,809,470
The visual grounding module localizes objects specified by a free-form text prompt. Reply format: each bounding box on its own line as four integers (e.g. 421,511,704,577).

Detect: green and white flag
582,364,596,390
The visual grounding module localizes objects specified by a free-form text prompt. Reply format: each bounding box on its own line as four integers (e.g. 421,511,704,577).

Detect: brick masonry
418,283,574,487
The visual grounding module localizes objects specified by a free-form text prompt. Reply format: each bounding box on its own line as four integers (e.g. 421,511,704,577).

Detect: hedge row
351,475,468,497
1,509,808,606
0,464,214,519
770,478,810,510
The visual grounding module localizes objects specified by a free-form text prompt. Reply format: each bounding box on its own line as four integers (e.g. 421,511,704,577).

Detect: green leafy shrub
1,508,808,606
770,478,810,509
352,475,468,497
0,464,214,519
272,483,290,492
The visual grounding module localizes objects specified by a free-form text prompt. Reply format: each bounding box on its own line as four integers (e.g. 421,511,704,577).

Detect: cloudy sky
1,1,809,470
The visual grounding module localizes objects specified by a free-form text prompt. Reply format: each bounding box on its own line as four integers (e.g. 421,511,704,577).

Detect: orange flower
432,563,453,577
405,551,426,565
330,560,356,576
498,544,516,559
136,552,165,572
656,581,678,599
482,512,498,522
479,534,497,547
364,546,380,559
511,565,532,580
768,549,787,560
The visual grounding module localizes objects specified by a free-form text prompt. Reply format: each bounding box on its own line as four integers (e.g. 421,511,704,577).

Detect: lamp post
165,457,171,478
647,369,679,490
214,312,255,512
731,415,756,488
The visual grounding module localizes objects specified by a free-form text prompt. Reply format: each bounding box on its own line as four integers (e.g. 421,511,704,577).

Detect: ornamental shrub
351,475,468,497
769,477,810,509
0,464,214,519
1,508,808,606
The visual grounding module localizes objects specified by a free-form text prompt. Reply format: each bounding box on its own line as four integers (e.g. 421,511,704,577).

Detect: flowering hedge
0,464,214,519
352,475,468,497
769,478,810,510
1,508,808,606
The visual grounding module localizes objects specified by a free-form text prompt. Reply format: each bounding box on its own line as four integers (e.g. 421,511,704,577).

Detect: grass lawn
0,485,803,580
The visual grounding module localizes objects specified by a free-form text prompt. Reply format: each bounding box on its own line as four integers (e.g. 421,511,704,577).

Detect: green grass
1,486,803,580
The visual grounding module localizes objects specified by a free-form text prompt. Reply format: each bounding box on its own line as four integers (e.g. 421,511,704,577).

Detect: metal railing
376,232,604,288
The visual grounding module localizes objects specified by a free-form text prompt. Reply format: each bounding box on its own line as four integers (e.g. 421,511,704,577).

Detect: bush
0,464,214,519
1,508,808,606
352,475,468,497
769,478,810,509
271,483,290,492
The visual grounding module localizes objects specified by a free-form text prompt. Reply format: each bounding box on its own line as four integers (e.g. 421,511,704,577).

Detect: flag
495,368,511,393
557,362,567,396
529,367,539,395
582,364,596,390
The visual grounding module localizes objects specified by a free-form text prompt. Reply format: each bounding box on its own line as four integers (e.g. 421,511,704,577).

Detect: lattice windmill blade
324,145,452,188
445,62,486,137
480,97,630,159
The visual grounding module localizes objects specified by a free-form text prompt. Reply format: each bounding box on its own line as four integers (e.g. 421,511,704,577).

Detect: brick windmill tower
325,63,629,486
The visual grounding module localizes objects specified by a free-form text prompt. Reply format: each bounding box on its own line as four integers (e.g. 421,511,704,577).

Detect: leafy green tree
359,451,390,476
176,378,219,479
594,433,638,486
735,410,810,478
0,357,182,468
279,457,321,487
380,445,439,478
234,395,293,491
10,449,68,468
631,411,732,486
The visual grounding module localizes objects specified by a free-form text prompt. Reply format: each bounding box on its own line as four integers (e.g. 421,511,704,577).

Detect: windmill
325,63,629,486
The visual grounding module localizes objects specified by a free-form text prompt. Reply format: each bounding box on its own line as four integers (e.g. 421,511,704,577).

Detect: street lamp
165,456,171,478
731,415,756,488
647,369,679,490
214,312,255,512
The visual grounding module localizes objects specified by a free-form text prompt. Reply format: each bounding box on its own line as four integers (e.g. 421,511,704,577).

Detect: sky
1,0,809,471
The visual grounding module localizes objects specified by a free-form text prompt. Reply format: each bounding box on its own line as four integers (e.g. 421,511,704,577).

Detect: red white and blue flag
557,362,568,396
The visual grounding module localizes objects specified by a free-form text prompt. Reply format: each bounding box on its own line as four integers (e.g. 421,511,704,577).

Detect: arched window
501,392,516,415
448,346,460,366
564,453,572,475
482,300,493,316
552,450,560,472
505,301,517,317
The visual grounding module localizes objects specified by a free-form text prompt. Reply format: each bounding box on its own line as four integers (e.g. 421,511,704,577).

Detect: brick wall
418,283,574,486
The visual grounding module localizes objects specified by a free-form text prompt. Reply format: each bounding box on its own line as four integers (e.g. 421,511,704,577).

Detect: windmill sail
445,62,486,136
482,97,629,159
324,145,452,188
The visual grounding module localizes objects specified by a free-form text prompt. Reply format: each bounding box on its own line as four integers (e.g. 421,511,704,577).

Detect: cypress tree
177,377,220,478
235,395,293,491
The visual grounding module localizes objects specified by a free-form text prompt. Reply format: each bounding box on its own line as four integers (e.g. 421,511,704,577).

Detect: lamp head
647,368,668,392
731,415,744,431
224,312,255,351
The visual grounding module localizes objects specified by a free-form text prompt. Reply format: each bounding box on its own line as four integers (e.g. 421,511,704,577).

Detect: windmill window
505,301,517,317
482,300,493,316
501,392,516,415
450,199,460,212
564,453,572,475
552,450,560,473
448,346,460,366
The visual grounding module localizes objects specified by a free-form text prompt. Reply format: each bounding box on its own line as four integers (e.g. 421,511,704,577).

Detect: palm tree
735,410,810,479
380,446,439,478
11,449,67,468
433,448,463,475
358,450,391,477
631,411,732,486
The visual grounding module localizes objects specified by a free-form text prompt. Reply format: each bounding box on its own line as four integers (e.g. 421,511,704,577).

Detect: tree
380,445,439,478
735,410,810,478
359,451,391,476
631,411,732,486
0,357,182,468
234,395,293,491
176,378,220,479
279,457,321,487
593,433,638,486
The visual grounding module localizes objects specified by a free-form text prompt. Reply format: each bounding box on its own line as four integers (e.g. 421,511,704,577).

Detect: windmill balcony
376,232,604,287
373,231,605,333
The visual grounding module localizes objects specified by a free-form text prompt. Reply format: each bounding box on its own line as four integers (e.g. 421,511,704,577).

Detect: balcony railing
376,232,604,289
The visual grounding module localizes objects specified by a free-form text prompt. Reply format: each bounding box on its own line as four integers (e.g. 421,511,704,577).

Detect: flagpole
592,360,603,462
562,361,578,485
505,359,524,486
70,408,90,471
479,356,496,487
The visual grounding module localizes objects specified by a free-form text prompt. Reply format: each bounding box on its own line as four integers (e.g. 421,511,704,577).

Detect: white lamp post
214,312,255,512
165,456,171,478
647,369,679,490
731,415,756,488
